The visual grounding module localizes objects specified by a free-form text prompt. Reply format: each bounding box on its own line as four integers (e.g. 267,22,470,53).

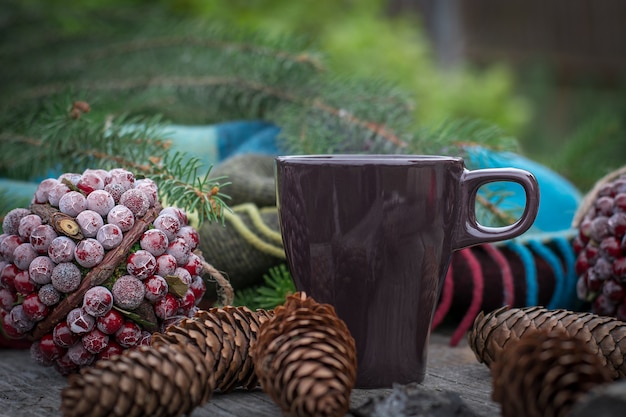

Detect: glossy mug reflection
275,155,539,388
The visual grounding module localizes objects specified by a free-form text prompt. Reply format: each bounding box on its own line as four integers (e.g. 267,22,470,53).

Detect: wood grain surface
0,332,500,417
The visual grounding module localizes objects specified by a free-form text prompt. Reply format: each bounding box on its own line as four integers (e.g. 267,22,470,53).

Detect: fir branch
233,264,295,310
148,152,230,225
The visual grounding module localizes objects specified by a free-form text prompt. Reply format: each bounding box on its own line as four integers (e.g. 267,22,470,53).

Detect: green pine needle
233,264,295,310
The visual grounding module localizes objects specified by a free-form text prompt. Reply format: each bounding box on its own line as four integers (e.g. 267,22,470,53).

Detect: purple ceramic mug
275,155,540,388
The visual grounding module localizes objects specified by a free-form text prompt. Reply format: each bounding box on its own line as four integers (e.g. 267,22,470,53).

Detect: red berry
82,328,109,354
140,229,169,256
13,242,38,270
112,275,145,310
2,208,31,236
0,263,19,291
96,309,124,335
38,284,61,306
120,188,150,217
53,321,80,348
1,310,24,338
77,170,105,194
166,237,190,266
154,293,180,320
0,234,23,263
178,289,196,313
18,214,42,240
189,275,206,304
0,288,16,311
155,254,177,276
126,250,157,280
184,253,203,276
593,293,616,316
75,210,104,238
177,226,199,251
96,223,123,250
48,236,76,264
66,307,95,334
39,333,65,361
29,224,58,254
600,236,622,259
144,275,168,302
29,256,55,285
86,190,115,217
153,213,181,241
74,238,105,268
115,321,142,348
58,191,87,217
30,340,54,367
67,342,95,366
134,179,158,207
55,352,79,375
82,286,113,317
51,262,81,293
22,292,49,321
14,270,37,295
34,178,59,204
107,205,135,232
97,340,123,360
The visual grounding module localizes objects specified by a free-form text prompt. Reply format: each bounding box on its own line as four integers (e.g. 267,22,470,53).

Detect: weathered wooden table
0,331,500,417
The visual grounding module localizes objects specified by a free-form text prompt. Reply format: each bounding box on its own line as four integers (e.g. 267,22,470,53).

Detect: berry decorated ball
574,172,626,319
0,168,207,374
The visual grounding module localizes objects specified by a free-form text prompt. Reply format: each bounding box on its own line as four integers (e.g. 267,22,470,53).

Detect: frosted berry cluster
574,173,626,319
0,168,206,374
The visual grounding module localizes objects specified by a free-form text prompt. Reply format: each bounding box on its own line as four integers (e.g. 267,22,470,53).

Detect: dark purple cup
275,155,540,388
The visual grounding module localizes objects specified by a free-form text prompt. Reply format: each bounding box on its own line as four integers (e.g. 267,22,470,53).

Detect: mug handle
453,168,540,250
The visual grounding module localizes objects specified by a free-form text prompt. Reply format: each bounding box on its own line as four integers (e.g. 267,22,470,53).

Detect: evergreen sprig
233,264,295,310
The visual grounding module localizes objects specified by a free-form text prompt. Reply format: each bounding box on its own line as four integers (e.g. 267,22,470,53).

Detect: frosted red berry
30,340,54,367
48,182,70,207
96,309,124,334
74,238,105,268
14,270,37,295
167,237,190,266
0,234,23,263
67,342,95,366
189,275,206,304
39,333,64,361
29,256,55,285
112,275,145,310
76,170,105,194
126,249,156,280
120,188,150,217
140,228,169,256
2,208,31,235
177,225,199,251
30,224,58,254
96,223,123,250
144,274,168,302
58,191,87,217
107,205,135,232
155,253,177,276
82,286,113,317
82,328,109,354
38,284,61,306
154,293,180,319
86,189,115,216
51,262,81,293
134,178,158,207
153,213,181,241
18,214,42,240
0,263,19,291
22,292,49,321
8,304,35,334
34,178,59,204
0,288,17,311
53,321,79,348
48,236,76,264
115,320,142,347
66,307,95,334
97,340,123,360
13,242,38,270
75,210,104,238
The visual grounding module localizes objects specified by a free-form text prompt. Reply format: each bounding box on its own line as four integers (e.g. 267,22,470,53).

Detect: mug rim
276,154,463,165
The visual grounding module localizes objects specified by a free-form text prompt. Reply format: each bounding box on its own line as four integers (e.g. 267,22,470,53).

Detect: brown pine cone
61,343,213,417
491,329,612,417
152,305,273,392
252,292,357,417
60,306,272,417
468,306,626,379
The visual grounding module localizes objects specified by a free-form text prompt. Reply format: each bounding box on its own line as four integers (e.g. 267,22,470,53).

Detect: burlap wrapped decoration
252,292,357,417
